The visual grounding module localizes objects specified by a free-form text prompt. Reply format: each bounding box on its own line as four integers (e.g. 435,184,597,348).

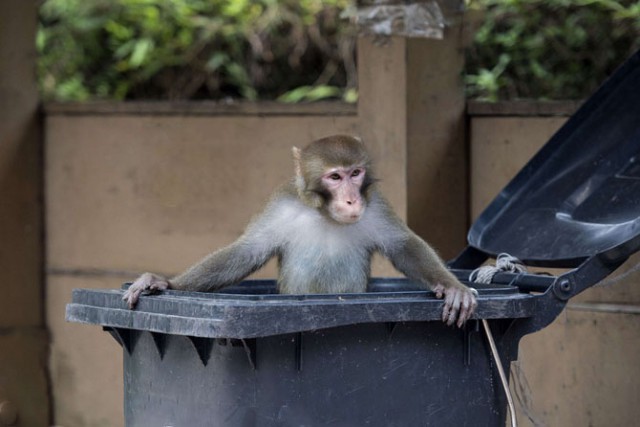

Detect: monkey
123,135,477,327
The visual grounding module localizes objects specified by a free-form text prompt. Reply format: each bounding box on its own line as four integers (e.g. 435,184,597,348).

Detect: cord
469,254,523,427
482,319,517,427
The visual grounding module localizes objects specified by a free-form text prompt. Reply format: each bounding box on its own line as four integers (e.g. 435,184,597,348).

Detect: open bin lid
468,50,640,268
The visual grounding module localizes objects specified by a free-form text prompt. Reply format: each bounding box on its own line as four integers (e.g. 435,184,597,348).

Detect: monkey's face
293,135,373,224
321,166,367,224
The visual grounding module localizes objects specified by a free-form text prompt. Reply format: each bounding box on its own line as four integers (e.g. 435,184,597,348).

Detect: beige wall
470,107,640,427
0,1,50,426
46,110,360,276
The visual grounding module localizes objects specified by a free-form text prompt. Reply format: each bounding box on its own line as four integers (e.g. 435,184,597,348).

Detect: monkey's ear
292,146,302,177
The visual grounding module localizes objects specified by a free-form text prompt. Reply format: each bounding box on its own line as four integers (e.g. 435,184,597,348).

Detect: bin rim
65,278,540,339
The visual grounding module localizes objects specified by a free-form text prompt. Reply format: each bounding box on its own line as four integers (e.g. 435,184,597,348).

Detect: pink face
321,166,366,224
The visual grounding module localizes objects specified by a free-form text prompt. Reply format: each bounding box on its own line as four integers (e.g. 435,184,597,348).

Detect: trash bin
66,49,640,427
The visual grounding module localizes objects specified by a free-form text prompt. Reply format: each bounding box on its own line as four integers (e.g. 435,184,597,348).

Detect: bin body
123,322,506,427
69,279,531,427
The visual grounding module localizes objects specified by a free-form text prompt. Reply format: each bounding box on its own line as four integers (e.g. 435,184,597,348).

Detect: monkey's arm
374,199,477,327
123,204,282,309
170,238,275,291
383,231,477,327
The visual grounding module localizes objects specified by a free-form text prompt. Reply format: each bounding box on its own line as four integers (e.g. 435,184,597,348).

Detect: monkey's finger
457,291,479,327
125,288,142,309
457,297,472,328
447,307,459,326
446,292,462,326
442,291,453,322
125,293,136,310
433,284,445,299
149,280,169,292
469,288,479,312
441,291,452,322
442,306,449,323
442,290,457,325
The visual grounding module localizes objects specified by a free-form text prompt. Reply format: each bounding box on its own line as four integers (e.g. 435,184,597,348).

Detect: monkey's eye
329,173,341,181
351,169,362,177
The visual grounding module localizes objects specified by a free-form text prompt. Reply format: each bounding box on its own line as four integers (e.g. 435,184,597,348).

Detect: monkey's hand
122,272,170,309
433,283,477,328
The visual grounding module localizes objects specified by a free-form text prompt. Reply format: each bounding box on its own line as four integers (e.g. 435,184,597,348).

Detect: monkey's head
293,135,374,224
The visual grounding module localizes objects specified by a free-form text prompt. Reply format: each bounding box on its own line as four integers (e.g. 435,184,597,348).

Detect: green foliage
38,0,356,101
277,85,342,103
465,0,640,100
39,0,640,102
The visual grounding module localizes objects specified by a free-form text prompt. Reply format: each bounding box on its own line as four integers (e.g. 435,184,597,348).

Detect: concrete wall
0,1,50,426
470,101,640,427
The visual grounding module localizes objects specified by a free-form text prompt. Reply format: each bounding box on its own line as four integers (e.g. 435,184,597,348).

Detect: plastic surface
119,321,507,427
356,0,446,39
66,279,532,426
66,279,537,339
469,50,640,267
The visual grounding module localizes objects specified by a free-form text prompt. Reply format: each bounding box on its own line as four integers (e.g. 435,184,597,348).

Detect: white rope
469,253,526,427
469,253,528,284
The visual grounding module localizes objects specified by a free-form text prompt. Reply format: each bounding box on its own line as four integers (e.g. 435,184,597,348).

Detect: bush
39,0,640,102
465,0,640,101
38,0,356,101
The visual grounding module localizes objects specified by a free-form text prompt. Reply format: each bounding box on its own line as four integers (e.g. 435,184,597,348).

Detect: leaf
343,88,358,103
206,52,229,72
304,85,341,101
129,39,154,68
277,86,312,103
277,85,341,103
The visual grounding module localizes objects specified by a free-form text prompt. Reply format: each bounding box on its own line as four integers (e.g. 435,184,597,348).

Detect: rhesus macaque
124,135,477,326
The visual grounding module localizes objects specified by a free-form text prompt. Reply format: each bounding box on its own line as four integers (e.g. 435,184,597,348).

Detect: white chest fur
270,198,376,293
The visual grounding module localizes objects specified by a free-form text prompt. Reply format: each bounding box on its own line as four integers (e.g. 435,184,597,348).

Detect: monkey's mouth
331,210,364,224
344,215,361,223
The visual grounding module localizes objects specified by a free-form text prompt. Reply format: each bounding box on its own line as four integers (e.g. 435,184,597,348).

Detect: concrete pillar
358,0,468,259
0,0,50,425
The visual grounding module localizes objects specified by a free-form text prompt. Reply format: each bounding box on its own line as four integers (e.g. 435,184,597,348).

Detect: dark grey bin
68,279,537,427
66,49,640,427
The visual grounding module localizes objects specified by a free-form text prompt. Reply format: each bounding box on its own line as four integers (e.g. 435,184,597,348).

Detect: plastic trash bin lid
468,50,640,268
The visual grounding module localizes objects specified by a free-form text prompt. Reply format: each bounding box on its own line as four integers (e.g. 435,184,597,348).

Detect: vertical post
0,0,50,425
357,0,468,259
405,0,468,259
357,36,408,218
